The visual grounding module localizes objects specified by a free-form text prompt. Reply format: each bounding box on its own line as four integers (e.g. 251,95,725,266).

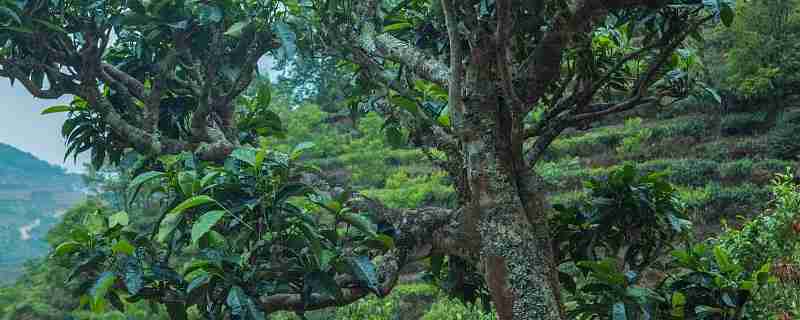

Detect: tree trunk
466,145,563,320
458,71,563,320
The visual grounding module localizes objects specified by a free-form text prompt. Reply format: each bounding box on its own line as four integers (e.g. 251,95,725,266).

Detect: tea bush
720,112,769,136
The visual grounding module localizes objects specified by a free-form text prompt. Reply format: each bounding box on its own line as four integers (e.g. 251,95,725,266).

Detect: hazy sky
0,83,85,172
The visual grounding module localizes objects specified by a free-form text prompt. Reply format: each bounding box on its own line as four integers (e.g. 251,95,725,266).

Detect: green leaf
756,263,771,285
156,213,182,243
108,211,129,228
41,105,72,115
720,3,734,27
53,241,83,257
225,20,250,38
186,271,209,294
200,171,221,189
191,210,225,245
128,171,166,204
671,292,686,317
347,256,381,297
383,22,412,32
112,239,135,255
390,95,418,114
232,148,258,167
256,81,272,108
86,211,107,235
90,272,117,312
340,212,377,238
713,245,734,274
178,170,199,196
385,126,405,148
169,195,217,215
437,106,451,127
0,6,21,25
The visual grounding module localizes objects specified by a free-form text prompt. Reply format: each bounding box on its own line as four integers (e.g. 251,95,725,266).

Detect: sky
0,82,85,172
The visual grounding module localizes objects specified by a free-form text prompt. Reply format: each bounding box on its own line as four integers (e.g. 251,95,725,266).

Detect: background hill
0,143,83,283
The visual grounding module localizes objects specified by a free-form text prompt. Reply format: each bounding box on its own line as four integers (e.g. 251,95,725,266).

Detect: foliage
553,164,691,319
362,170,453,208
615,118,654,157
720,112,769,136
768,112,800,160
50,143,396,319
722,0,800,99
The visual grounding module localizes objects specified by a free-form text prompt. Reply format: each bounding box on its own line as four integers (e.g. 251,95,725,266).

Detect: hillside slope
0,143,83,283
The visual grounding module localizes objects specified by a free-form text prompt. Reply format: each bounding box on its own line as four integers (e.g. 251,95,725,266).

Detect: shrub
637,158,719,186
704,182,770,221
615,127,653,156
362,170,454,208
720,112,768,136
768,112,800,160
535,157,582,188
719,159,754,180
650,116,710,139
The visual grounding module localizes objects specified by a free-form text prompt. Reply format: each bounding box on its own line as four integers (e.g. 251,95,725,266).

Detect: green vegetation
3,0,800,318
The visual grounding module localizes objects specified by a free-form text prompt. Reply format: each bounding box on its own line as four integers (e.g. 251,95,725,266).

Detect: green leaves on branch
169,195,217,215
191,210,225,245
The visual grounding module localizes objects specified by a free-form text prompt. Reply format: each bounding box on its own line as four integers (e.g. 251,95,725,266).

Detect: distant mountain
0,143,84,283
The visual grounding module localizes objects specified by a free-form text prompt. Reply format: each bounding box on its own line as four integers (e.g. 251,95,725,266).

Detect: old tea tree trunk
318,0,716,318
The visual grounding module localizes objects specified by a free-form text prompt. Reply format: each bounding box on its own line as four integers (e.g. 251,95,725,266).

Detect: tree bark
457,39,563,318
465,120,564,320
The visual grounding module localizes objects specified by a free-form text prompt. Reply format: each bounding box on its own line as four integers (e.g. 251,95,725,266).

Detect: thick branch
370,32,450,88
101,63,146,101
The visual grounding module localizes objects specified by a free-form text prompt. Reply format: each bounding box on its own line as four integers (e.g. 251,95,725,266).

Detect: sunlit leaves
108,211,129,228
40,105,72,115
53,241,84,258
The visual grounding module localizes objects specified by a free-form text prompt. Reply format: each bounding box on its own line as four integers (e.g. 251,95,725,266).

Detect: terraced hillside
273,98,795,238
538,98,798,237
